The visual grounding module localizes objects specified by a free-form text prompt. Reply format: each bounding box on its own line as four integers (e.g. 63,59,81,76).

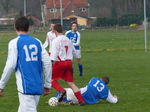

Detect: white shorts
75,50,81,59
18,92,40,112
65,87,87,104
66,88,78,104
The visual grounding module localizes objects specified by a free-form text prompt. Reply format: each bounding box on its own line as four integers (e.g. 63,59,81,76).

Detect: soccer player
65,22,83,76
55,76,118,105
43,21,57,55
50,23,85,106
0,16,52,112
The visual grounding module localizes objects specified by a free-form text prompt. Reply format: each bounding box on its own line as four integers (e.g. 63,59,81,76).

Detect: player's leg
51,62,64,92
77,58,83,76
63,61,85,105
67,82,85,105
57,60,84,105
52,61,69,102
65,88,79,104
76,50,83,76
51,80,64,92
18,92,40,112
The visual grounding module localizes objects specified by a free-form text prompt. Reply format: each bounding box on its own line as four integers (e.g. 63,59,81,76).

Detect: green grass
0,29,150,112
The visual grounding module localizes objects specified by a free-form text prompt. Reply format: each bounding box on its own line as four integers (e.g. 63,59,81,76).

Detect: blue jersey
82,77,109,104
16,34,43,95
55,77,109,104
65,30,80,50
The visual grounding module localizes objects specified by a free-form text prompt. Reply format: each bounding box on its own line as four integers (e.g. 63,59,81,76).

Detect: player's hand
114,95,118,99
43,88,51,96
0,89,4,97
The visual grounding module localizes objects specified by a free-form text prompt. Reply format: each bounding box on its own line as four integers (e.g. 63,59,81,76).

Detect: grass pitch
0,28,150,112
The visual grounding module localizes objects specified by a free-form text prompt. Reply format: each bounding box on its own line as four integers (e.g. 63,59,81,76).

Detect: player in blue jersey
55,76,118,105
0,16,52,112
65,22,83,76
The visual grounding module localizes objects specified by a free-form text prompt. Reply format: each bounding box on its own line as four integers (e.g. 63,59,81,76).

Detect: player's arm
0,89,3,97
50,40,59,61
40,41,52,91
73,32,80,46
0,39,18,96
106,90,118,103
43,33,49,48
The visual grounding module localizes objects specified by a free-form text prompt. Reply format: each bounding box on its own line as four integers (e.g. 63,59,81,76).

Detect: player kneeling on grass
55,76,118,105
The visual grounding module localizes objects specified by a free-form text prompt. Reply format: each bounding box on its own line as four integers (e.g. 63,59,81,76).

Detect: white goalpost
144,0,147,51
24,0,26,16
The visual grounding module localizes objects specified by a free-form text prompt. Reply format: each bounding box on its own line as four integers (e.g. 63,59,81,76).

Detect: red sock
51,80,63,92
74,91,84,103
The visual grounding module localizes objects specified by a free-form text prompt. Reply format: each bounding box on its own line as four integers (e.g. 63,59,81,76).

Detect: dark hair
15,16,29,32
71,22,77,27
54,24,62,33
101,76,109,85
50,21,56,24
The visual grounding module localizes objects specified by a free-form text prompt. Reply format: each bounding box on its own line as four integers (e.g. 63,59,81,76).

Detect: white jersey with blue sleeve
0,34,51,95
65,30,81,50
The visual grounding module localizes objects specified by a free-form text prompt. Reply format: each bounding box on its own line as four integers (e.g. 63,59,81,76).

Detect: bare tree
0,0,11,14
111,0,117,18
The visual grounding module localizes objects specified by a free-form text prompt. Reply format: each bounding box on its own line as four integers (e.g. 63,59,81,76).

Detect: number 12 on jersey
23,44,38,62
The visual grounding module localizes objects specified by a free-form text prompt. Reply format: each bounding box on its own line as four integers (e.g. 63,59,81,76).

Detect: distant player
43,21,56,55
55,76,118,105
50,24,85,106
65,22,83,76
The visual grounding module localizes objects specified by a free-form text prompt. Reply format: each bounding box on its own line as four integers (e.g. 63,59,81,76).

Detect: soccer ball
48,97,58,107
